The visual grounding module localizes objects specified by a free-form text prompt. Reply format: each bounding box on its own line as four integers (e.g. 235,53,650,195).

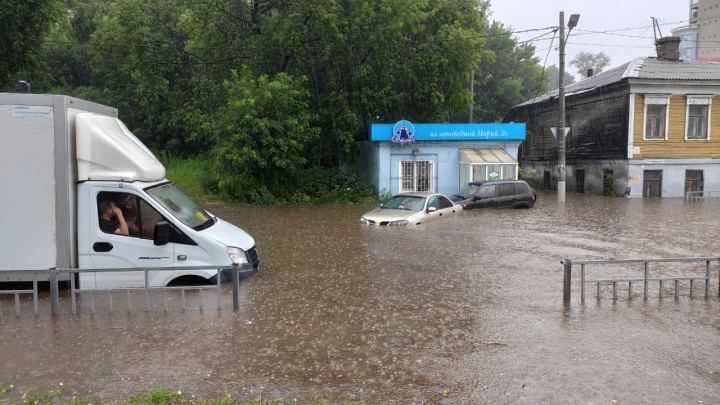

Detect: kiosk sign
370,122,525,141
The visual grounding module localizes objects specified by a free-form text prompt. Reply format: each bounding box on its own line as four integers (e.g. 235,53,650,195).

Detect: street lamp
18,80,31,94
558,12,579,203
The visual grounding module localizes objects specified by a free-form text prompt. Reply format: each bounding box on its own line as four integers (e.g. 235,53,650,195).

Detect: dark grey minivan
450,180,537,209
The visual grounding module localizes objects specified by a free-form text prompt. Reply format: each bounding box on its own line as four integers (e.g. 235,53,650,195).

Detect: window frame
685,95,712,141
643,95,670,141
399,160,435,193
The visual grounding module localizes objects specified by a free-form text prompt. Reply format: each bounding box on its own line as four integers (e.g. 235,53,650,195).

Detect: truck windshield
147,183,214,230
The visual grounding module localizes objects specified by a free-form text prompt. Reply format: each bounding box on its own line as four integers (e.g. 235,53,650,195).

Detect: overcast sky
488,0,689,77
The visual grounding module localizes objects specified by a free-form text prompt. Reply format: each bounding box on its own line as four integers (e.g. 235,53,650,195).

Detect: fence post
232,263,240,311
49,268,60,316
563,260,572,302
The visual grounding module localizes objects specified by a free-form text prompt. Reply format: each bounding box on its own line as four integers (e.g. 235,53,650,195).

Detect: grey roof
515,57,720,108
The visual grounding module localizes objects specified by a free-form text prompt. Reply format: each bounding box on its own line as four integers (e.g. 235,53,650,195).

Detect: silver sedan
359,192,463,226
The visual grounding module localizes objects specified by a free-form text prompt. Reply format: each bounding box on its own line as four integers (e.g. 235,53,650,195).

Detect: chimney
656,36,681,61
587,68,594,77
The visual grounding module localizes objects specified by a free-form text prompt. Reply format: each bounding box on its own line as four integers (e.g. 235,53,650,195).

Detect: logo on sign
392,120,415,145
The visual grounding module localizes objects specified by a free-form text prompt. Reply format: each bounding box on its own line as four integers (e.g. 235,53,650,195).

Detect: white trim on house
643,94,671,141
684,95,713,141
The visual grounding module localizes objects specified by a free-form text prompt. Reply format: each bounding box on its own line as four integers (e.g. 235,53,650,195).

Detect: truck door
86,189,174,289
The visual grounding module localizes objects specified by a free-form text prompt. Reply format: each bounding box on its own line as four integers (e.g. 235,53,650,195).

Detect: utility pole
557,12,579,203
558,12,567,203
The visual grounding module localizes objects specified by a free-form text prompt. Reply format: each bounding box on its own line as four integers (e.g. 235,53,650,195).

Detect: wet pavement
1,191,720,404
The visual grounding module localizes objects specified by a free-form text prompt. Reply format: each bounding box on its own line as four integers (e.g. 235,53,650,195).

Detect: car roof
468,180,527,186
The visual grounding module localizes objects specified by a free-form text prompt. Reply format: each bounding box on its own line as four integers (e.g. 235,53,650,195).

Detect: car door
437,195,460,216
423,195,444,223
86,189,174,289
496,183,518,208
473,184,497,208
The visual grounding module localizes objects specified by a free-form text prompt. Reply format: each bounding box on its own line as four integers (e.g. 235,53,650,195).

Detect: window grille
400,161,434,193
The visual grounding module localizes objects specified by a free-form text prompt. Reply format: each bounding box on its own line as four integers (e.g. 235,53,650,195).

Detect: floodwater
1,191,720,404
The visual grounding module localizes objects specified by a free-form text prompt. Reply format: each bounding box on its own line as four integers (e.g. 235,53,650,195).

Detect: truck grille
246,246,260,271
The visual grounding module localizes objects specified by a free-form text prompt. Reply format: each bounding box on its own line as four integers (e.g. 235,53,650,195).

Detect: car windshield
146,183,215,230
455,183,479,199
381,196,426,211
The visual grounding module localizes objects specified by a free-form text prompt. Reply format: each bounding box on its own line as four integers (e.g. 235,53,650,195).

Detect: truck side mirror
154,221,170,246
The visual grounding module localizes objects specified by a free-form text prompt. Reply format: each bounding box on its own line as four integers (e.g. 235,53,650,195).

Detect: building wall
517,92,628,165
524,160,629,196
631,94,720,158
696,0,720,61
626,158,720,197
357,140,521,197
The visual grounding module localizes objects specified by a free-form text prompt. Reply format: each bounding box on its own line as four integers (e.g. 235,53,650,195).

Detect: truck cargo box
0,94,117,275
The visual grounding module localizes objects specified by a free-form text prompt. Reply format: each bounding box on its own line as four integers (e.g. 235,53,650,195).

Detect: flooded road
2,192,720,404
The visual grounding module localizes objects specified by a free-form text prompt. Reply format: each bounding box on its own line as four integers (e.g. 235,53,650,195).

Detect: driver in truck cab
98,199,129,235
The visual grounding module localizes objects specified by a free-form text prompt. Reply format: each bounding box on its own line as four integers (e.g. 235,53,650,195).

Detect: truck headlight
226,247,248,265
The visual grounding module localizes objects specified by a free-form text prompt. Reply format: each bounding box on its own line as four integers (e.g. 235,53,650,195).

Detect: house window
685,170,704,195
400,160,434,193
643,170,662,198
643,95,670,140
686,96,712,140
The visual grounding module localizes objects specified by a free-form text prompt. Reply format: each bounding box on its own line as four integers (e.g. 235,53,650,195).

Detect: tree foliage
544,64,576,91
0,0,63,87
212,67,320,200
570,51,611,78
472,21,548,122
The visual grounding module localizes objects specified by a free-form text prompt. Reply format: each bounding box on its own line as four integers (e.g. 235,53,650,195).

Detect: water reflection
1,192,719,404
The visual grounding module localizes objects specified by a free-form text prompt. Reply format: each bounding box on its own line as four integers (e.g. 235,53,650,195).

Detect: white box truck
0,93,259,289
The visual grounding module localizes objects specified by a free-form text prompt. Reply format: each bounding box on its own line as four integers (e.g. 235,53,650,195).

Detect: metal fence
0,264,246,316
685,190,720,202
562,257,720,302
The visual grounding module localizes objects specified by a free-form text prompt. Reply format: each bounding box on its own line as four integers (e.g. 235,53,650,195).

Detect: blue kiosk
357,120,526,197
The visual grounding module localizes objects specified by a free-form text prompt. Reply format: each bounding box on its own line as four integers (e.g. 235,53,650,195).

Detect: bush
160,154,379,205
159,153,221,203
519,167,539,188
604,173,617,197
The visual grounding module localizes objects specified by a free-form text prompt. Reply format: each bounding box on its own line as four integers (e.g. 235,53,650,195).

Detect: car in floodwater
450,180,537,209
359,192,463,226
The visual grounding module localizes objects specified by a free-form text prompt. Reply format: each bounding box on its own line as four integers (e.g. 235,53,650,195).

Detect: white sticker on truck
11,105,54,118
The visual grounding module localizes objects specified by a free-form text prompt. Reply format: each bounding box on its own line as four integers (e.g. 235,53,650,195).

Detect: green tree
471,21,547,122
83,0,213,155
0,0,63,89
570,51,610,78
544,64,575,91
258,0,491,166
41,0,107,92
211,67,321,201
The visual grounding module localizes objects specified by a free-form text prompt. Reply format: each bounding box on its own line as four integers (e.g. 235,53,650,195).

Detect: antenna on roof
652,17,663,43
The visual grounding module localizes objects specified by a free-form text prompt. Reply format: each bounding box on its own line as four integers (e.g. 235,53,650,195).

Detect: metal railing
0,274,39,316
0,264,247,316
685,190,720,202
562,257,720,302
